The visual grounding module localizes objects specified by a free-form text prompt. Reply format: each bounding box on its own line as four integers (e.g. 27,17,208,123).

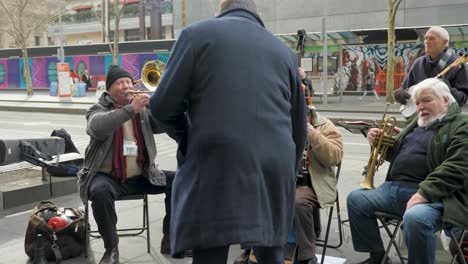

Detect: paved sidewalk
0,89,462,263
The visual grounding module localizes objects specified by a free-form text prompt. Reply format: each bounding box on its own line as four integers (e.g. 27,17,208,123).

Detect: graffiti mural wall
342,44,468,93
0,52,170,89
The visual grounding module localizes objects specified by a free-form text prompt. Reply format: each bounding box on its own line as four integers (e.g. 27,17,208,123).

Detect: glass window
125,29,140,41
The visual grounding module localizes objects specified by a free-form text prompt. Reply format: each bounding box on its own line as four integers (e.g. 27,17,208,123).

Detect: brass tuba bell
131,60,166,94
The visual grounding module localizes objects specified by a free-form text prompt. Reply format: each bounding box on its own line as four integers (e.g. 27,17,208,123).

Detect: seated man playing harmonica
78,65,175,264
347,78,468,264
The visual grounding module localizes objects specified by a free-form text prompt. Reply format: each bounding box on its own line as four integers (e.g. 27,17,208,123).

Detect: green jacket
386,103,468,227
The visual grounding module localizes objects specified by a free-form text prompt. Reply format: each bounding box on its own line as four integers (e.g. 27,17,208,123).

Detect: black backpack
46,129,83,177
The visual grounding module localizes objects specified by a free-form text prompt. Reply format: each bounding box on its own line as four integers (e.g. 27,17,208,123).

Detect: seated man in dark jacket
77,65,175,264
348,78,468,264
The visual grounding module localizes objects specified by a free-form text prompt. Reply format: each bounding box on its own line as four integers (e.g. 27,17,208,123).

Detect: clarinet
297,105,315,186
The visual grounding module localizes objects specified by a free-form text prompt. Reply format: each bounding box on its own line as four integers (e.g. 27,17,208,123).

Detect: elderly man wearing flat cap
77,65,175,264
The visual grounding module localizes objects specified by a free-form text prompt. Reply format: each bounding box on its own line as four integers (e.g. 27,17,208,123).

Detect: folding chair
84,194,150,257
316,162,344,264
446,227,467,264
375,212,406,264
376,212,468,264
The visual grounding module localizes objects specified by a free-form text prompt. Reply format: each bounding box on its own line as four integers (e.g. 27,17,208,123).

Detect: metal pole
322,2,328,104
58,0,64,63
150,0,162,39
139,0,146,40
339,44,343,103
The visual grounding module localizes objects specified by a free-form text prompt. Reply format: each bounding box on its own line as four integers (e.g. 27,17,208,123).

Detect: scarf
112,109,148,183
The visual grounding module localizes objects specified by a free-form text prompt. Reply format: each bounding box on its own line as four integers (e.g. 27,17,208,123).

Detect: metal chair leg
448,229,467,264
85,194,152,255
375,214,406,264
84,203,89,258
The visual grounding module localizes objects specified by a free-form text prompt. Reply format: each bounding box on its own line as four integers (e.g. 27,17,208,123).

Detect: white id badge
123,141,138,156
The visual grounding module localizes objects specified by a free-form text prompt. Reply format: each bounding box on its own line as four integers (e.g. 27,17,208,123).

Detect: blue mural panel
46,57,59,87
89,55,105,76
7,59,19,88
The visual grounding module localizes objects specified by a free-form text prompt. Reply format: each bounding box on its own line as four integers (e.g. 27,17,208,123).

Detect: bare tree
386,0,402,103
0,0,56,95
97,0,134,64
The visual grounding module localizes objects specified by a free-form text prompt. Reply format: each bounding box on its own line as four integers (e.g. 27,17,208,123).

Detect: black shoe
356,257,392,264
184,249,193,258
99,248,119,264
234,249,251,264
160,234,192,257
300,256,318,264
160,234,170,255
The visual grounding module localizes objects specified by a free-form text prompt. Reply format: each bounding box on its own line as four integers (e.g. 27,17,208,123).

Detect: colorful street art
342,44,468,93
0,52,170,89
0,45,466,92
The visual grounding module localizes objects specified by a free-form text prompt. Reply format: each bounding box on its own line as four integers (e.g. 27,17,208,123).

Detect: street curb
0,105,88,115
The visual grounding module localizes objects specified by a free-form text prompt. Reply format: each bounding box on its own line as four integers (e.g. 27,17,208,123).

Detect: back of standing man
149,0,308,263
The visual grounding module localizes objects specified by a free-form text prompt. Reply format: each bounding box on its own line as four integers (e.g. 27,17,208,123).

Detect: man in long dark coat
149,0,307,263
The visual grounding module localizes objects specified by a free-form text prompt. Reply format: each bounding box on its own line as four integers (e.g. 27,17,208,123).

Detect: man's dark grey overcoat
150,8,307,255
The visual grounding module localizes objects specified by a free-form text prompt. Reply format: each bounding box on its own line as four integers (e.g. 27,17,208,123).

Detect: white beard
418,113,444,128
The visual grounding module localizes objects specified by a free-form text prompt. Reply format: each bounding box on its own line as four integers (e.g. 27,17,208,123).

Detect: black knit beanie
106,65,133,91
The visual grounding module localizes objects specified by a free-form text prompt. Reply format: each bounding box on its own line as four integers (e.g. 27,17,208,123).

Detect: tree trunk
386,0,396,103
113,2,120,64
22,46,33,96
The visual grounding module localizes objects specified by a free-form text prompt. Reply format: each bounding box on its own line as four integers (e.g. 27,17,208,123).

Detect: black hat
106,65,133,91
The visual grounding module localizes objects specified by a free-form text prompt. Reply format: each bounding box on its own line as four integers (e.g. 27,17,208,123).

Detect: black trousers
295,186,319,261
88,171,174,250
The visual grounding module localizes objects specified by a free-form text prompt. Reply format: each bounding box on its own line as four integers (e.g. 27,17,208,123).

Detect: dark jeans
294,186,319,261
347,181,444,264
88,171,174,250
192,245,284,264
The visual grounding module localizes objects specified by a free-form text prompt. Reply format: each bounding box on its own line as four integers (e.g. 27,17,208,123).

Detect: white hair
427,26,450,47
412,78,455,104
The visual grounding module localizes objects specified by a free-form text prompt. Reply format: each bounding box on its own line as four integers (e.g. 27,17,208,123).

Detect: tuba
360,103,396,189
129,60,166,94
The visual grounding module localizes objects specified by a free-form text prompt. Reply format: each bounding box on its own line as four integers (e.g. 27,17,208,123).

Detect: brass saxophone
360,103,396,189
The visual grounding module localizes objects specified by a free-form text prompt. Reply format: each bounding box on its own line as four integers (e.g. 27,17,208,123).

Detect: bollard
41,167,48,182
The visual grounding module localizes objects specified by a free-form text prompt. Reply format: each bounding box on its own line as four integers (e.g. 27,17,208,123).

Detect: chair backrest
335,162,342,182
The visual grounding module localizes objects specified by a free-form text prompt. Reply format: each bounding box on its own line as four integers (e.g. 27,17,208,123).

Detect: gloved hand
394,89,411,105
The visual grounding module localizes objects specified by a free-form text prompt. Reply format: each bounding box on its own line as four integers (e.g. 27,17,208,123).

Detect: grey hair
427,26,450,47
412,78,455,104
218,0,257,14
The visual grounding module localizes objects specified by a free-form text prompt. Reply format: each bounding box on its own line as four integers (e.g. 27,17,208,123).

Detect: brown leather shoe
99,248,119,264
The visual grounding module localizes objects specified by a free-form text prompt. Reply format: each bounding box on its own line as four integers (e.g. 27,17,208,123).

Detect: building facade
173,0,468,37
0,0,174,49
